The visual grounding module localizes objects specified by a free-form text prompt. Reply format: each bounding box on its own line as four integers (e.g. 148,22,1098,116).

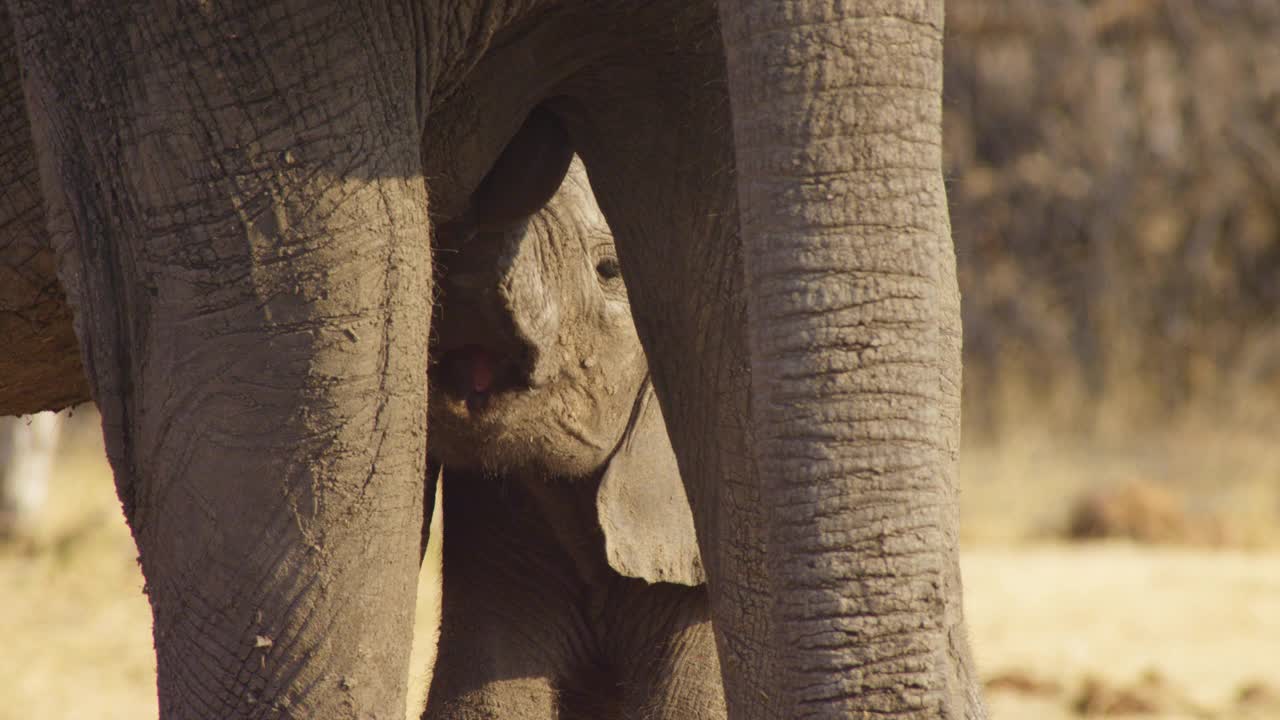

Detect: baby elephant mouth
433,344,530,414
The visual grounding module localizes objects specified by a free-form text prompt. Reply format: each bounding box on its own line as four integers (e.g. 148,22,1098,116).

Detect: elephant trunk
497,224,562,386
717,1,985,717
435,221,562,401
13,5,431,718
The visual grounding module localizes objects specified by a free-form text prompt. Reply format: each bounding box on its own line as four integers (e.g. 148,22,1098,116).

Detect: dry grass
958,418,1280,718
960,420,1280,548
965,544,1280,719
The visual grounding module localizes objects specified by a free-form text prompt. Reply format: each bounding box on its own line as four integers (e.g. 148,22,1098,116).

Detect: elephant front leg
719,0,985,716
611,583,727,720
564,1,985,716
425,550,563,720
423,473,574,720
425,669,558,720
552,14,774,717
12,4,434,717
424,631,560,720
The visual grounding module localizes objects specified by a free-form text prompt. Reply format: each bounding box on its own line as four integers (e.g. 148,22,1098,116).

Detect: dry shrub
1237,681,1280,709
1073,671,1201,717
984,670,1062,697
1065,479,1232,545
945,1,1280,435
1075,676,1161,716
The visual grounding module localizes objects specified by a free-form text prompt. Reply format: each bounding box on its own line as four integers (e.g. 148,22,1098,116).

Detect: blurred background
3,2,1279,718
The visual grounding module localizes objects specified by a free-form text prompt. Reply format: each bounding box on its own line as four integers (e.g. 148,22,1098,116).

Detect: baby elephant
424,154,725,719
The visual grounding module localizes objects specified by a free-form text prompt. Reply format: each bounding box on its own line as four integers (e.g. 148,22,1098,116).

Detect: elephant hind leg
609,583,727,720
424,471,592,720
556,661,623,720
423,672,558,720
423,566,566,720
426,662,625,720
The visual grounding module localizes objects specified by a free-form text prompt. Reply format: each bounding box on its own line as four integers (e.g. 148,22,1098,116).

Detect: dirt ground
967,545,1280,719
2,420,1278,719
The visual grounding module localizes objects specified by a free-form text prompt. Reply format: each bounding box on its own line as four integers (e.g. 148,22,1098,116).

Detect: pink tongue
468,348,495,393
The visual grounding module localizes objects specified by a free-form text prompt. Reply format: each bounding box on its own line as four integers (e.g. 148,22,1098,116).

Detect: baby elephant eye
596,257,622,281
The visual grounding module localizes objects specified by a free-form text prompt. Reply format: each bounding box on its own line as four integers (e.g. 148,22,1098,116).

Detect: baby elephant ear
596,383,705,586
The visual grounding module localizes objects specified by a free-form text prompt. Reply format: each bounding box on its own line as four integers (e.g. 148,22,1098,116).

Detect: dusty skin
3,416,1279,720
0,424,442,720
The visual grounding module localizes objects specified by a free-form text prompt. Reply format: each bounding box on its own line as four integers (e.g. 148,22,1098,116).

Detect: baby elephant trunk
436,223,563,402
495,223,562,386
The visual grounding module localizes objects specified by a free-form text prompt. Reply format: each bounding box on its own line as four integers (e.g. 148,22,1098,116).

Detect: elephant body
2,1,983,717
423,157,721,717
0,8,86,414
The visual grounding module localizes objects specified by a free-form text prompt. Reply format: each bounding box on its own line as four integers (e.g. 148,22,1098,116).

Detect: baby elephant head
430,143,702,586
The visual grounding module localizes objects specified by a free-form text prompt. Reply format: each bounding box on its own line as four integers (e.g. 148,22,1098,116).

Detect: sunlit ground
1,410,1277,719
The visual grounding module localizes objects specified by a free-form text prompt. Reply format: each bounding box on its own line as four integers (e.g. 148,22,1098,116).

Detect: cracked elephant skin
2,1,985,719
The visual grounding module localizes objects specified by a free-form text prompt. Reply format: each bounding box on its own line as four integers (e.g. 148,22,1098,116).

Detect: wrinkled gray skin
429,157,646,482
2,1,985,718
424,157,722,718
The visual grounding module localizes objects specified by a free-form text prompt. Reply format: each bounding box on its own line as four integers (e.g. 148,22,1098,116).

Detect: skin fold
423,156,724,718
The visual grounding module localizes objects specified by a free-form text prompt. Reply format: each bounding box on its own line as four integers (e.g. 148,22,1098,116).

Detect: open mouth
431,343,531,414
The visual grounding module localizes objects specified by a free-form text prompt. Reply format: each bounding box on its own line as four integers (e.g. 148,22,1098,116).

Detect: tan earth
2,422,1278,719
966,545,1280,719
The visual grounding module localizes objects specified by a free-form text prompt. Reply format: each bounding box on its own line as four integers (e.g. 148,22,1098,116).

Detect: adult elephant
2,1,983,719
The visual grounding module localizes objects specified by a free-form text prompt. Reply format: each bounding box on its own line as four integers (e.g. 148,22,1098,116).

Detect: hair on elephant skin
422,149,721,718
